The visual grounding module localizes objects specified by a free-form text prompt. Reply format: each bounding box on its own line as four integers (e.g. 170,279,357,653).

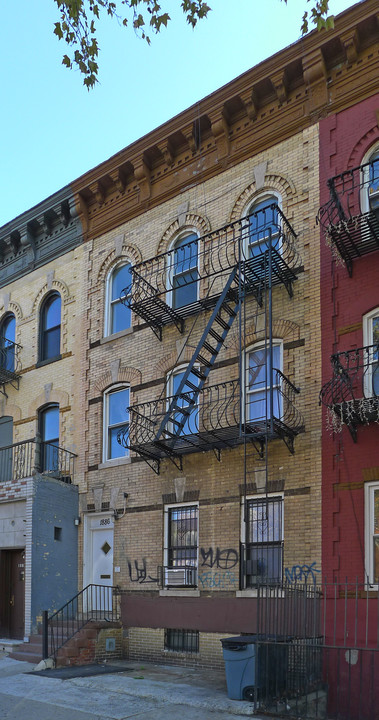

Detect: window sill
236,586,284,598
159,589,200,597
36,354,62,368
101,327,133,344
98,456,130,469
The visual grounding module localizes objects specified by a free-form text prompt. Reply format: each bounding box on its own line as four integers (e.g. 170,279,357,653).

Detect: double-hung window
168,366,200,436
247,196,280,258
171,233,199,309
106,263,131,336
245,496,283,586
246,343,282,422
363,309,379,398
365,482,379,586
361,148,379,215
164,504,198,587
103,386,129,461
39,404,60,473
0,314,16,373
40,293,61,362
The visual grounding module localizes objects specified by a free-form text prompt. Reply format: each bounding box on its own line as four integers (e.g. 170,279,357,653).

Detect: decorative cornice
0,188,85,288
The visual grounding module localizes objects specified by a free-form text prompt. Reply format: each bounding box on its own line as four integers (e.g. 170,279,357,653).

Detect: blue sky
0,0,355,226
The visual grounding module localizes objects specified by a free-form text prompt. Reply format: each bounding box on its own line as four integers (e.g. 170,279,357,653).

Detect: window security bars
120,207,301,338
242,497,283,586
164,629,199,653
118,376,304,473
164,505,198,587
317,161,379,275
42,584,120,660
0,438,76,483
319,344,379,439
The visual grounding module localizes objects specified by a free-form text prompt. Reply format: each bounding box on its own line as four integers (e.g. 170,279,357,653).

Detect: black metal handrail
0,438,76,483
43,583,120,660
319,344,379,439
121,206,301,332
118,374,304,467
0,339,22,384
320,344,379,406
317,160,379,273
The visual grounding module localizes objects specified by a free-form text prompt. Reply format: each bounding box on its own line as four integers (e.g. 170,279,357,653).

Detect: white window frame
102,384,130,462
243,192,282,260
104,262,132,337
241,493,284,586
244,340,283,423
166,364,200,436
167,230,200,310
363,308,379,398
360,144,379,214
163,502,199,588
364,481,379,588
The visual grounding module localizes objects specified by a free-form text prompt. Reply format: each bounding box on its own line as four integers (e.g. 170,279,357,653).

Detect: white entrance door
87,516,114,613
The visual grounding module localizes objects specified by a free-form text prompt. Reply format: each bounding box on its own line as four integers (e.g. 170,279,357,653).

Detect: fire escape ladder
154,266,239,445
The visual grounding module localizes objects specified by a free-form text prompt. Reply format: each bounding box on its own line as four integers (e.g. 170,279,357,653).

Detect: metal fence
240,581,379,719
0,438,76,483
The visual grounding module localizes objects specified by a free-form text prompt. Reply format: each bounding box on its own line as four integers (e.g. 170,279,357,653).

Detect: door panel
88,520,114,612
0,549,25,639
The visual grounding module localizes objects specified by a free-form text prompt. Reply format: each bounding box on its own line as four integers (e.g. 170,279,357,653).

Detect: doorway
85,516,114,613
0,549,25,639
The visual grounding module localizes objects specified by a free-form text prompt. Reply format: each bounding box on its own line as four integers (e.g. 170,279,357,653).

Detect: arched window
246,341,283,422
103,385,129,460
170,232,199,309
39,293,61,362
246,194,281,257
105,263,131,336
361,146,379,215
0,313,16,372
39,404,59,472
363,308,379,397
167,365,200,436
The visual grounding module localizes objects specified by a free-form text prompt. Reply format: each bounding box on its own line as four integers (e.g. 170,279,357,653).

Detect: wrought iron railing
320,344,379,439
0,340,22,387
42,583,120,660
0,438,76,483
118,374,304,471
121,206,301,336
317,161,379,274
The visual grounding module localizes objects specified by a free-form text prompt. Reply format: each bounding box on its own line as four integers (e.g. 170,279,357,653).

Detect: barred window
165,629,199,653
245,496,283,585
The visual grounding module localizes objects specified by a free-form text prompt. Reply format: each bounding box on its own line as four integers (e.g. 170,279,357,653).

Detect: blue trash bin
221,635,258,700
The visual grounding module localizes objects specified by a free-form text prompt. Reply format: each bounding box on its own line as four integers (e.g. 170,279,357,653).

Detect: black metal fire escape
0,340,22,397
118,206,304,474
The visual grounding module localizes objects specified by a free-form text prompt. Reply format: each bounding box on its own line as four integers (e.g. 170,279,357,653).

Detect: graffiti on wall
127,558,158,584
284,562,320,585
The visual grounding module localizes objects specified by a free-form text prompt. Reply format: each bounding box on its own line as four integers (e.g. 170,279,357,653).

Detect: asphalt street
0,655,258,720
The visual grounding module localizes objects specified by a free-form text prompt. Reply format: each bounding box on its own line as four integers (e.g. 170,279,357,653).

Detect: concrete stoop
8,635,44,664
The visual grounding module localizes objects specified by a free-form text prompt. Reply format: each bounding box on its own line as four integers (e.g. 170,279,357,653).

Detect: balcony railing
121,206,301,338
118,374,304,473
0,438,76,483
319,344,379,440
317,161,379,275
0,340,22,392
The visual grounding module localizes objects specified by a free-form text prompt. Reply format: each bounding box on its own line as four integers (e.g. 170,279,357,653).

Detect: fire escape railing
118,374,304,474
0,340,22,395
317,161,379,275
0,438,76,483
319,343,379,440
121,205,301,338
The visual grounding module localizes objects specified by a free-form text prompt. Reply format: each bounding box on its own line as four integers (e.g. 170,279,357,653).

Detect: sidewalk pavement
0,652,265,719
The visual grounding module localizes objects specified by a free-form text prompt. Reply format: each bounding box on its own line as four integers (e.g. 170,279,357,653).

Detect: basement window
164,629,199,653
